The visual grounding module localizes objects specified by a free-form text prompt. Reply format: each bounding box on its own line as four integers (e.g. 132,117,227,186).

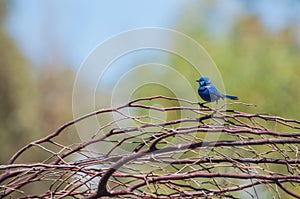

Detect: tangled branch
1,96,300,198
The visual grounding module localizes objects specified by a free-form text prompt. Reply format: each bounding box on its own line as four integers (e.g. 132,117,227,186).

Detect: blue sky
5,0,300,69
6,0,186,68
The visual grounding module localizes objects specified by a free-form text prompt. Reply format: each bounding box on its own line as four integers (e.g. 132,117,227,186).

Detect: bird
196,77,238,104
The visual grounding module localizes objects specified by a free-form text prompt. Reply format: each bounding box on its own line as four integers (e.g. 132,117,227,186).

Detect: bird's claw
198,102,209,108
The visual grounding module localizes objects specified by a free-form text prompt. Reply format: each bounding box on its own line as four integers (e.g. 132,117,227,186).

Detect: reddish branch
0,96,300,198
85,137,300,198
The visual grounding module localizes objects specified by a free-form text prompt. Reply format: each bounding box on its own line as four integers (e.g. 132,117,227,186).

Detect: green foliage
0,1,77,164
169,4,300,198
0,21,35,163
209,17,300,119
178,14,300,119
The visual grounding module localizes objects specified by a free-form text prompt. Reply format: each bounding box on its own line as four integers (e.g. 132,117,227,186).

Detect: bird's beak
196,80,199,82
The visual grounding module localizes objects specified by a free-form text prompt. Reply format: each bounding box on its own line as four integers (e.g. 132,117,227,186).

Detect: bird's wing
208,86,224,99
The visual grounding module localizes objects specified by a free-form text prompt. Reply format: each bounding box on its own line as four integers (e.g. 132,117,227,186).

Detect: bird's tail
223,94,239,100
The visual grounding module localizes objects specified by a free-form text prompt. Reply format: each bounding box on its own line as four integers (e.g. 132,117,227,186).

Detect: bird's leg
212,108,217,116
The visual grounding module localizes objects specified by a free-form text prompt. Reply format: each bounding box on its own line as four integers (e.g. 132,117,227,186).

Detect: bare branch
1,96,299,198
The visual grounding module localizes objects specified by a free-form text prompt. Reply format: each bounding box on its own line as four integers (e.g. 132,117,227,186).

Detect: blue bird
196,77,238,104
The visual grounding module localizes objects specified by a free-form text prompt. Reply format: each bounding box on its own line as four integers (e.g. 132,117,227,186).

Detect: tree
0,0,36,162
1,96,299,198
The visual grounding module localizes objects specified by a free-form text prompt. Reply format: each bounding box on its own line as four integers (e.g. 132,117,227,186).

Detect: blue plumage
196,77,238,104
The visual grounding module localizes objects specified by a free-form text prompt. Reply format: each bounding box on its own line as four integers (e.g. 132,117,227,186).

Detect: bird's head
196,77,211,86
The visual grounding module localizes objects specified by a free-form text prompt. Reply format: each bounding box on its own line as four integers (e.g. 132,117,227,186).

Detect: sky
4,0,300,123
5,0,300,70
5,0,186,68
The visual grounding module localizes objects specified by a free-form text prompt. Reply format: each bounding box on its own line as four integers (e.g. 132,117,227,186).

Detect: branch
0,96,299,198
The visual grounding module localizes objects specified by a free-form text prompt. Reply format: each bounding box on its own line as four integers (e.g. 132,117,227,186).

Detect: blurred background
1,0,300,169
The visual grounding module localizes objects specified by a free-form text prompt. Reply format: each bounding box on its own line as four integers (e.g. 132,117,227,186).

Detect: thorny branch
0,96,300,198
